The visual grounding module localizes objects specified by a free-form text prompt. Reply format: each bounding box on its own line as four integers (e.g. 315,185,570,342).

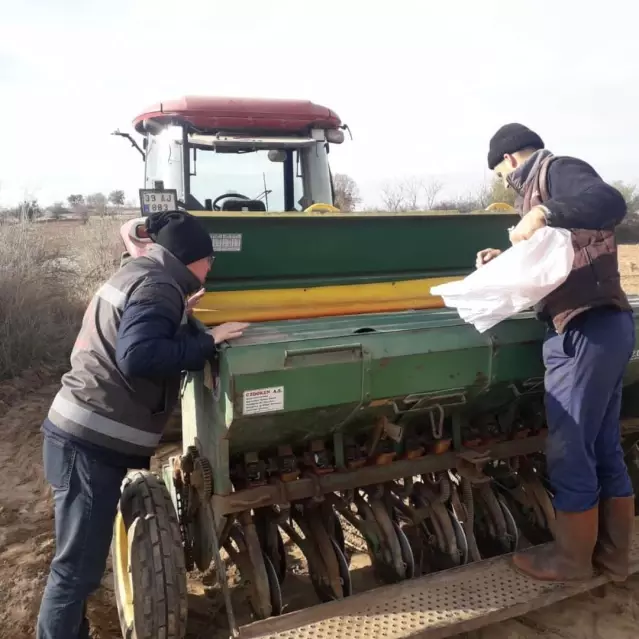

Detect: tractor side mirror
267,150,286,163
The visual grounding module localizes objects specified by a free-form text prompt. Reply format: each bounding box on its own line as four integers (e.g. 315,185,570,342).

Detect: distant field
619,244,639,294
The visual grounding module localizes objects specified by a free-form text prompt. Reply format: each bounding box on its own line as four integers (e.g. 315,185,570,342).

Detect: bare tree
423,179,443,210
332,174,360,212
432,183,497,213
379,177,445,212
401,177,424,211
87,192,108,216
380,178,418,212
380,181,408,212
489,177,517,207
50,202,67,220
109,190,126,208
475,182,492,210
612,181,639,213
18,199,41,222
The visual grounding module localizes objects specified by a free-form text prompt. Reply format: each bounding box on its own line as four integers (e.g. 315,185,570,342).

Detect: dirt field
2,244,639,639
619,245,639,295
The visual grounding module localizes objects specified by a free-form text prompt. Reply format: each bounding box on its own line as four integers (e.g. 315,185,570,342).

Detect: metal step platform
239,517,639,639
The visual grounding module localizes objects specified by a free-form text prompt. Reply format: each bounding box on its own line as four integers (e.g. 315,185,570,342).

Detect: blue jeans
544,308,635,513
37,433,126,639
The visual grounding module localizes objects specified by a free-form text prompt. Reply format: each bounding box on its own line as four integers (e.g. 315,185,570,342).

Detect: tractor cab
119,96,347,213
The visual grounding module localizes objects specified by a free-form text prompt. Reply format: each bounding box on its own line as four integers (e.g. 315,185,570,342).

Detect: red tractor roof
133,96,342,135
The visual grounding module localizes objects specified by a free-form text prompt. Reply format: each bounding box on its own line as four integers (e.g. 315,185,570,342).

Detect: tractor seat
221,199,266,212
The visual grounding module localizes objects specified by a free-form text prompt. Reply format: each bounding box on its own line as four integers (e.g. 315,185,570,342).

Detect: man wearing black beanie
477,126,635,585
37,210,248,639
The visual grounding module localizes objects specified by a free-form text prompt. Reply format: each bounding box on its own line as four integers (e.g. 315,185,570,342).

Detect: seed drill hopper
111,96,639,639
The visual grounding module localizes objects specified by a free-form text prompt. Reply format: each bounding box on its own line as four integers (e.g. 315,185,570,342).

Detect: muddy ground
3,246,639,639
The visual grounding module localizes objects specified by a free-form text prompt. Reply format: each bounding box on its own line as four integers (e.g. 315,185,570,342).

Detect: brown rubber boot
512,507,598,581
593,496,635,582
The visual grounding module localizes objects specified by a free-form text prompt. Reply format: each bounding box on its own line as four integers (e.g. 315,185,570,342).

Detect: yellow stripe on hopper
192,276,460,325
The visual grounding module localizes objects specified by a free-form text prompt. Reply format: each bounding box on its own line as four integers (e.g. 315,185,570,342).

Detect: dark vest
522,155,630,333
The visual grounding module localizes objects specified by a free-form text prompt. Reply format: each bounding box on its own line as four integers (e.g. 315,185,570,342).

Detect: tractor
111,96,639,639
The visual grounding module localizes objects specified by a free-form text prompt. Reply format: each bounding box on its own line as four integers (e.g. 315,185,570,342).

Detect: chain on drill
174,475,194,572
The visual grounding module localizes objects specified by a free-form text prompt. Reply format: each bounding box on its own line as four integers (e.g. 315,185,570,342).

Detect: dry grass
69,217,127,300
0,218,123,380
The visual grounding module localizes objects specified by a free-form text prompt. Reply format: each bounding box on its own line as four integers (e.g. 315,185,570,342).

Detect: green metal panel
196,212,519,291
200,301,636,455
180,293,639,459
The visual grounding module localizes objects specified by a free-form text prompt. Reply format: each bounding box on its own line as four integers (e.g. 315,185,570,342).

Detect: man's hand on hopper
209,322,250,344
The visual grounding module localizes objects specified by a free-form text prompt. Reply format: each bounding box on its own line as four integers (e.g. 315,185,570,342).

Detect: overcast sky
1,0,637,208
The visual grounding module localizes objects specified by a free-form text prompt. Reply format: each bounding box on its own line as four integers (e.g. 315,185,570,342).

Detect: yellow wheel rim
114,510,135,629
486,202,515,212
303,202,340,214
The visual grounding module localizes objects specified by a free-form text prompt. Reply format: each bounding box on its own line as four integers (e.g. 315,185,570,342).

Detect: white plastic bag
430,227,574,333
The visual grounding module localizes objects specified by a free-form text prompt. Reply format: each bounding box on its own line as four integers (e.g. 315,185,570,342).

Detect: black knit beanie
487,123,545,170
145,211,213,265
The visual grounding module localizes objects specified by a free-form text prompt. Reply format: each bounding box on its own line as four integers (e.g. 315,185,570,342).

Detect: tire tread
115,470,187,639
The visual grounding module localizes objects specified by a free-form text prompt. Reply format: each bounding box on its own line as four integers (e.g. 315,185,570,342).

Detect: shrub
0,217,123,380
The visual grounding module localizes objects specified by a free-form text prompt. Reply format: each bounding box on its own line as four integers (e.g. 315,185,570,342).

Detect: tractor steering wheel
212,193,251,211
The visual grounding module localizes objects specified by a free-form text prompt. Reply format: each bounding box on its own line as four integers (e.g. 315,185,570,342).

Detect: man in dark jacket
477,124,635,583
37,211,248,639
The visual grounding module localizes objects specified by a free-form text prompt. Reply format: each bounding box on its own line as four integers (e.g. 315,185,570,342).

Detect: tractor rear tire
112,470,188,639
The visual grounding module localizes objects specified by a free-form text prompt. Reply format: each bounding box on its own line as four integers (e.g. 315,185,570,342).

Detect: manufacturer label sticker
243,386,284,415
211,233,242,252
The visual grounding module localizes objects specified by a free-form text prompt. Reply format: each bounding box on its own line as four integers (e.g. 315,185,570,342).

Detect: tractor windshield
189,147,303,212
186,133,333,212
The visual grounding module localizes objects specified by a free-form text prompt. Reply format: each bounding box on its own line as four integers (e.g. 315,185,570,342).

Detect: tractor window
188,148,303,211
145,128,185,201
